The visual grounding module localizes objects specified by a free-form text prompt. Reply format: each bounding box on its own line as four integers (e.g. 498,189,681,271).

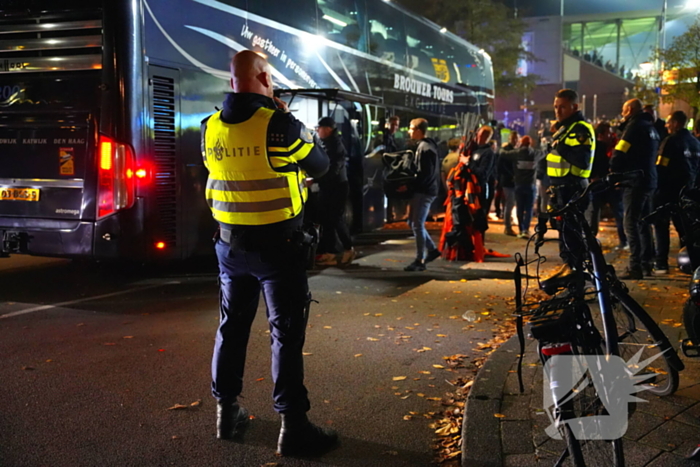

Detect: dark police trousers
212,235,311,414
551,183,589,268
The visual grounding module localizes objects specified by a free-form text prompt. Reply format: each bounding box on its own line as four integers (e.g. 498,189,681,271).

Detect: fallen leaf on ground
303,352,313,356
392,376,407,381
167,404,188,410
354,353,363,357
190,400,201,407
433,364,445,369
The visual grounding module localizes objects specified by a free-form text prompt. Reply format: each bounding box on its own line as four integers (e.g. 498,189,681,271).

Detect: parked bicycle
512,172,685,467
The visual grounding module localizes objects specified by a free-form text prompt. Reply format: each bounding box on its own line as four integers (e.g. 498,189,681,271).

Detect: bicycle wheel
609,287,680,397
554,303,625,467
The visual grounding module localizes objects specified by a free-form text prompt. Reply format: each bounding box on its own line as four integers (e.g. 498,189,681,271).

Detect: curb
462,334,522,467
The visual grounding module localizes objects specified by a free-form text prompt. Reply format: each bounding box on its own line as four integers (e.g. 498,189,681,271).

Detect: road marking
0,281,180,319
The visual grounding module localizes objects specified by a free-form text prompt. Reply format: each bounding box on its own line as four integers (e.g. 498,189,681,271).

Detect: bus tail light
97,135,136,219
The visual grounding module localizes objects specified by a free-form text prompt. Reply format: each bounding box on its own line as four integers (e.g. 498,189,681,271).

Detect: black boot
216,401,249,440
277,413,339,457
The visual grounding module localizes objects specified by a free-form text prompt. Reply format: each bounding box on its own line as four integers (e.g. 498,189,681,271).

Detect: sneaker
642,263,653,277
614,243,628,251
504,228,517,236
340,248,356,264
404,259,426,271
654,268,669,276
315,253,338,266
518,231,530,239
620,267,643,280
425,249,441,263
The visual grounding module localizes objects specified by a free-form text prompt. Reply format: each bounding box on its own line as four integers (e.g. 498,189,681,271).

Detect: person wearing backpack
404,118,441,271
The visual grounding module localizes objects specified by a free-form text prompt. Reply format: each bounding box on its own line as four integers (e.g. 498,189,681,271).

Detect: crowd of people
375,90,700,280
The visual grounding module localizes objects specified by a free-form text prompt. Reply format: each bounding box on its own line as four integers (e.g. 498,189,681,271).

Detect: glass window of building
316,0,368,52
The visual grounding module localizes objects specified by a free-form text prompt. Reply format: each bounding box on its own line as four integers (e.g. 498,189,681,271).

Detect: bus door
274,88,383,233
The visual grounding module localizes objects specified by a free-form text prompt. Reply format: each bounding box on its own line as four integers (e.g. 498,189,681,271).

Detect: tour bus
0,0,494,261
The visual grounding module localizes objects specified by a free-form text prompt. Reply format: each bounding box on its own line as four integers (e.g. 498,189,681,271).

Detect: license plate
0,187,40,201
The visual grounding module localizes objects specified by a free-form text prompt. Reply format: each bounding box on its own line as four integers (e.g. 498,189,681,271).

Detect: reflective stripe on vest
657,155,671,167
546,120,595,179
203,108,307,225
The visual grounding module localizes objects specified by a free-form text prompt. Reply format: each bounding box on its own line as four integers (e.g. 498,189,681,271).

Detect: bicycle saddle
540,265,586,295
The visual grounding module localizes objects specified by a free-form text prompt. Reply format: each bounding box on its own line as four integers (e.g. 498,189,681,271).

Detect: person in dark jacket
404,118,441,271
653,110,700,273
497,131,517,235
610,98,660,279
314,116,355,266
644,104,668,142
468,126,498,229
544,89,595,277
500,135,540,238
587,122,627,248
383,115,407,222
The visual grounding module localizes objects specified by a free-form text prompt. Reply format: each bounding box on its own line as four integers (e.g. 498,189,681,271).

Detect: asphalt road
0,230,538,467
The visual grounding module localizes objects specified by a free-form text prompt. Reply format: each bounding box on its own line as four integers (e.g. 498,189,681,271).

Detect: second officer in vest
545,89,595,275
201,50,337,457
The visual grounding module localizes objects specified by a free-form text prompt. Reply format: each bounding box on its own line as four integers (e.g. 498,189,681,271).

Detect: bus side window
365,0,406,65
317,0,368,52
247,0,319,34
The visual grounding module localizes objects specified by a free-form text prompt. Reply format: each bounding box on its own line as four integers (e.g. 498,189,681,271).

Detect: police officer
610,98,659,279
653,110,700,274
544,89,595,277
201,50,337,456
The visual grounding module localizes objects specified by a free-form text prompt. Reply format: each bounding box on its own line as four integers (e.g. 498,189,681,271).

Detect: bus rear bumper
0,218,94,258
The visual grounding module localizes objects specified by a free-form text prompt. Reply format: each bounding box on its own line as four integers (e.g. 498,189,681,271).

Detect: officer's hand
273,96,290,113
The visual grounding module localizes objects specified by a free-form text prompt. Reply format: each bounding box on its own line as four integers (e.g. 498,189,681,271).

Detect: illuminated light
322,14,348,27
100,141,113,170
135,168,148,179
126,168,133,178
685,0,700,10
40,23,57,28
49,57,64,61
440,27,447,33
45,39,61,45
371,120,380,125
155,242,166,250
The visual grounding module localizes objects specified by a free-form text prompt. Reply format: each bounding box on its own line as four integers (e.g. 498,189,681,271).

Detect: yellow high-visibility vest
203,107,308,225
546,120,595,179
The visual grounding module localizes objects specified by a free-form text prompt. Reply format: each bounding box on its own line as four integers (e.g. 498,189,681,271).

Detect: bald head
230,50,273,96
622,98,642,121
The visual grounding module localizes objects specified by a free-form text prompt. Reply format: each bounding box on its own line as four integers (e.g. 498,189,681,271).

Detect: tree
658,14,700,119
395,0,539,98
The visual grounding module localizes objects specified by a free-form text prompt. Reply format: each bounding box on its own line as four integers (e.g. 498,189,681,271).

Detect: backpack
382,150,420,199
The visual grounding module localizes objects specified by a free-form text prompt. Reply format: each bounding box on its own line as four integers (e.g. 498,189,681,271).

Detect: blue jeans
408,193,437,260
514,184,536,234
212,238,311,414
